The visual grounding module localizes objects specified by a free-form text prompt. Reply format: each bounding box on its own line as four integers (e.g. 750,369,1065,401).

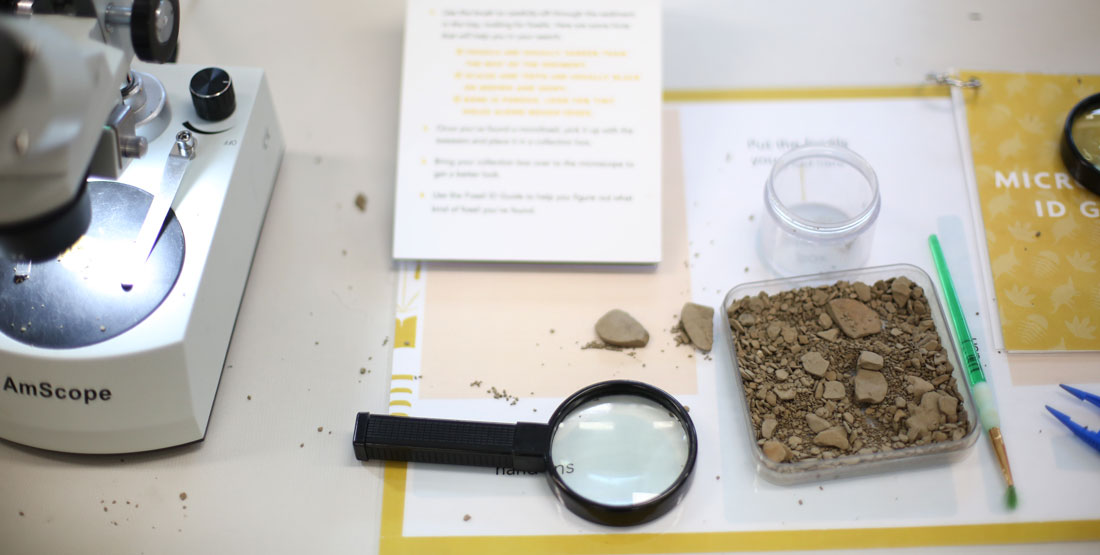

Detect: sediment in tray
726,277,971,464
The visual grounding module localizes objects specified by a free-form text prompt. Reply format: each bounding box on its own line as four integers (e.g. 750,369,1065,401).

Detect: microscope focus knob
189,67,236,122
131,0,180,63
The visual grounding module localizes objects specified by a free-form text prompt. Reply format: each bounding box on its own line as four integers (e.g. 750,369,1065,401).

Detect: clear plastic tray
720,263,979,484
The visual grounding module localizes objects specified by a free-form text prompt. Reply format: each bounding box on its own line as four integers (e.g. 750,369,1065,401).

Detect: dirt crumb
463,514,472,521
354,193,368,212
179,493,187,501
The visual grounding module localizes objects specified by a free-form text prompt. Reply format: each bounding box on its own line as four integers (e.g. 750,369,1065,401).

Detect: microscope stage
0,181,184,349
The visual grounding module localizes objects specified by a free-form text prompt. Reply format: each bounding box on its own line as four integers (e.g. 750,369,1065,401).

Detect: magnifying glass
1061,92,1100,196
352,380,697,526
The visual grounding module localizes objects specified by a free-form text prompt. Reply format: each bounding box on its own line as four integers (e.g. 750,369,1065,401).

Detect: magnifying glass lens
550,394,692,507
1070,106,1100,168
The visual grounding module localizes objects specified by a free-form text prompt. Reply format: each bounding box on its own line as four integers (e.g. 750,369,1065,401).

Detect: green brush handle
928,235,1000,431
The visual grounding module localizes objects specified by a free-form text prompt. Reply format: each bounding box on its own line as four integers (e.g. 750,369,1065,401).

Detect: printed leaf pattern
1067,251,1096,273
967,71,1100,350
1006,221,1038,242
1065,316,1096,340
1050,278,1078,312
1004,284,1036,308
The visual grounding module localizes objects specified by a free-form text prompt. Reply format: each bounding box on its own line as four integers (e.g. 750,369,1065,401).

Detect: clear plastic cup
759,145,881,276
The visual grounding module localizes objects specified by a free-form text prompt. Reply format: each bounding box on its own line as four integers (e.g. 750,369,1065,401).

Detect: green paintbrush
928,234,1017,510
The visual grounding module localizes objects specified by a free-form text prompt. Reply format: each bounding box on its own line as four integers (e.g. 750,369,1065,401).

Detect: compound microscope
0,1,284,453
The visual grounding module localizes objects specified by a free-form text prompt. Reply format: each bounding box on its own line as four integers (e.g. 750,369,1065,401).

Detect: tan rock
854,370,888,404
906,375,934,399
780,326,798,343
817,328,840,342
805,413,832,433
811,289,828,306
595,309,649,347
679,302,715,352
761,418,778,439
775,388,797,401
938,395,959,423
853,282,873,302
762,440,791,463
767,322,782,339
826,298,882,338
857,350,884,370
814,426,850,449
818,313,833,329
801,351,829,378
905,392,944,442
823,381,846,400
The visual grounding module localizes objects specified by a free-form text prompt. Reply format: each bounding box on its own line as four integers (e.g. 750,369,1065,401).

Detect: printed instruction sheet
392,0,662,263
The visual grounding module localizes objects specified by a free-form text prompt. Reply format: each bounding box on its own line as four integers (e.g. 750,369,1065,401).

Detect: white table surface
2,1,1098,553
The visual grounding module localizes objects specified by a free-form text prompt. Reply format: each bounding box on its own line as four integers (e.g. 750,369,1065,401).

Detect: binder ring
927,72,982,89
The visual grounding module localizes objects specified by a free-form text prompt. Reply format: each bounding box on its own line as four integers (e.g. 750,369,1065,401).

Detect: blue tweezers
1046,384,1100,454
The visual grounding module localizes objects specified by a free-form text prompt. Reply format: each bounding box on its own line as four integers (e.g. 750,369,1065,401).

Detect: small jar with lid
759,145,881,276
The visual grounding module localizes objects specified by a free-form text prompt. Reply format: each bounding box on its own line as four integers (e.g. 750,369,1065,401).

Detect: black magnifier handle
353,413,551,472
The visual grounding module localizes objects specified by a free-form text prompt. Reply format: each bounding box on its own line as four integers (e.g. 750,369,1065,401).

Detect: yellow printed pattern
965,71,1100,351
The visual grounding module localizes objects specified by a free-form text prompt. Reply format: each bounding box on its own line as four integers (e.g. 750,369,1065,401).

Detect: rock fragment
595,309,649,347
805,413,832,433
857,350,884,370
822,381,846,400
762,440,791,462
906,375,934,399
826,298,882,338
853,282,872,302
938,395,959,423
814,427,850,450
905,392,944,442
679,302,715,352
854,370,888,404
800,351,829,378
761,418,778,439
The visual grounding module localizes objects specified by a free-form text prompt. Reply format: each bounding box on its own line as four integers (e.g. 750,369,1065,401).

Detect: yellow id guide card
964,70,1100,351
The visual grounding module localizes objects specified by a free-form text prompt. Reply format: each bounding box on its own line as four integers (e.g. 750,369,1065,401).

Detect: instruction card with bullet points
392,0,662,263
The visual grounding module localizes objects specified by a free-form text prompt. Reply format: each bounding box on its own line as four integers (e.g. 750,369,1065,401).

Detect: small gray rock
595,309,649,347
